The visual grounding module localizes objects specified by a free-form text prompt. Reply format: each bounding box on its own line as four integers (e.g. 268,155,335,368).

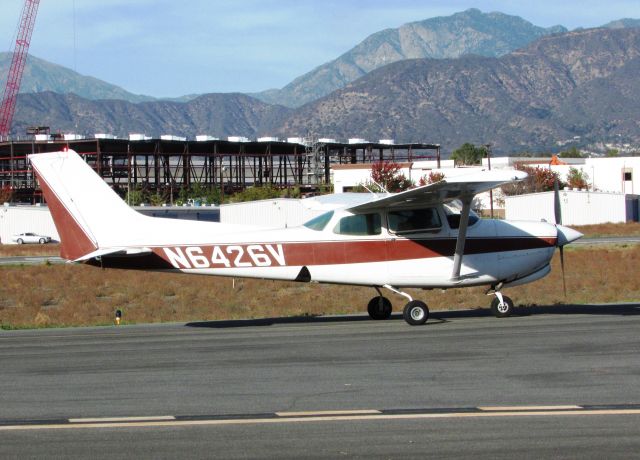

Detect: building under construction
0,136,441,203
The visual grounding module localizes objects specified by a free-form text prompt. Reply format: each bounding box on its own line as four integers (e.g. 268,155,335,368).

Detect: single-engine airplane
29,150,582,326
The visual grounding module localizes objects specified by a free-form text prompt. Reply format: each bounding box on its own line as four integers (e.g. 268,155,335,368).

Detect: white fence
505,190,639,225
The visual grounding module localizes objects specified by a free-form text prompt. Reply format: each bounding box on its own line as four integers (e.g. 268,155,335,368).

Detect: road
1,303,640,458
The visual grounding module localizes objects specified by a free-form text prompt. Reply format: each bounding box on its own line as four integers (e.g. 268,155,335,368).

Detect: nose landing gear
489,290,514,318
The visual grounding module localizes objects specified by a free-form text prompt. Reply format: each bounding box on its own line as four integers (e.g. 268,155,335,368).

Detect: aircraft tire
491,295,514,318
367,296,392,320
403,300,429,326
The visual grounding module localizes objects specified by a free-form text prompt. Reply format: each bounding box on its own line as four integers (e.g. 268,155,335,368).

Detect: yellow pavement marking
478,405,582,411
2,408,640,431
69,416,176,423
276,410,381,417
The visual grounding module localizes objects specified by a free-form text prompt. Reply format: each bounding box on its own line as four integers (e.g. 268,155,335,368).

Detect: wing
346,169,527,213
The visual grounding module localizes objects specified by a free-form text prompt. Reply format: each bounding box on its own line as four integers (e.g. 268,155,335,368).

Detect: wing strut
451,195,473,280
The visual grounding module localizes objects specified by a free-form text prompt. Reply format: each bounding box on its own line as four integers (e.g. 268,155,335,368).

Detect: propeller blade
554,178,562,226
559,246,567,297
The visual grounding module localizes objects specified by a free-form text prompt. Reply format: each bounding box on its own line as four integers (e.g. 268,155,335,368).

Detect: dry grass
0,244,60,257
1,245,638,329
573,222,640,238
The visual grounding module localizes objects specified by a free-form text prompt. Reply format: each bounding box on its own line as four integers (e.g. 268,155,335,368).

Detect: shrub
370,161,413,192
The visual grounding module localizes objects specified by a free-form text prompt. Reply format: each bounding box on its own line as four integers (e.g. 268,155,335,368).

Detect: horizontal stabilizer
74,247,153,263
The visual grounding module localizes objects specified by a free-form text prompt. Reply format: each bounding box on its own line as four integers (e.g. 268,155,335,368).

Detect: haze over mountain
252,8,567,107
0,53,157,104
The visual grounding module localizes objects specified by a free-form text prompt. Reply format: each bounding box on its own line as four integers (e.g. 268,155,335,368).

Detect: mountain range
4,9,640,153
252,8,567,107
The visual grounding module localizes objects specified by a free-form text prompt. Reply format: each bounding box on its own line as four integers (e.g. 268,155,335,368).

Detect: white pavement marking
3,408,640,432
69,416,176,423
478,405,582,411
276,410,381,417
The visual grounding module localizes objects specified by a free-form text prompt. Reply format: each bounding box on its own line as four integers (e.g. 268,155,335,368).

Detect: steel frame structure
0,138,440,203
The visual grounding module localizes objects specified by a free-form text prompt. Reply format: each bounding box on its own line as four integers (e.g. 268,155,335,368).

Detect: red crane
0,0,41,139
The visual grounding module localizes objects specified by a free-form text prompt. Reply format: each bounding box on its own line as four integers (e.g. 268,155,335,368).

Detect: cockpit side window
388,208,442,234
443,200,479,229
333,213,381,236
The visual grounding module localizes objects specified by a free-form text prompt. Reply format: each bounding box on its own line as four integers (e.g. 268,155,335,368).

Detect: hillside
277,28,640,153
252,8,566,107
0,53,154,103
14,92,291,139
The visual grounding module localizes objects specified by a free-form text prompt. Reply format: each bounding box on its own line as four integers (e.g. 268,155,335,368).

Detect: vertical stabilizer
29,150,142,260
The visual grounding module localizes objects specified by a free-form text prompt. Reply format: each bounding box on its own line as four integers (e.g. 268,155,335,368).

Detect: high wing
344,168,528,281
346,169,528,213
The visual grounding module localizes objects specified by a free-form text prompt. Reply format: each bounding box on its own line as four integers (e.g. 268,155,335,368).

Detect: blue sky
2,0,639,97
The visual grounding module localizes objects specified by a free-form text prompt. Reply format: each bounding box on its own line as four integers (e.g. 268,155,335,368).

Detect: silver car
11,232,52,244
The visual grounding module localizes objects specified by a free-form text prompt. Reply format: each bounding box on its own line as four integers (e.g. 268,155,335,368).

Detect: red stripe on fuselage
151,237,556,270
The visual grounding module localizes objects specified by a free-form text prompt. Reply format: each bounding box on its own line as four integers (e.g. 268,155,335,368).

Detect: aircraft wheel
403,300,429,326
17,238,23,244
491,295,514,318
367,296,392,320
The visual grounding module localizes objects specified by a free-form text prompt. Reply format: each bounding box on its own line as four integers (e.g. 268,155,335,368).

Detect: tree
125,187,145,206
451,143,486,166
605,148,619,157
501,164,564,197
559,147,583,158
0,186,13,203
230,185,282,203
369,161,413,192
566,167,590,190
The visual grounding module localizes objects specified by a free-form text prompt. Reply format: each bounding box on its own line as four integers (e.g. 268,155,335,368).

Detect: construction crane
0,0,41,139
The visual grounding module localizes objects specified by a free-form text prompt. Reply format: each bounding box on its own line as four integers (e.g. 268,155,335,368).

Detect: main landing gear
367,285,430,326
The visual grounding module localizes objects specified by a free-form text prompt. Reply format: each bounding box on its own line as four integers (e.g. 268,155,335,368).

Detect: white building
506,190,639,225
524,157,639,194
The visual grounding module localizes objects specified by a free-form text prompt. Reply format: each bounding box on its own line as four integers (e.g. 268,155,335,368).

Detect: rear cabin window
388,208,441,234
333,213,381,236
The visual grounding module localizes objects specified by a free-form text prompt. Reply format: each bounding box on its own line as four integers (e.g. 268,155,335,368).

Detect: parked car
11,232,52,244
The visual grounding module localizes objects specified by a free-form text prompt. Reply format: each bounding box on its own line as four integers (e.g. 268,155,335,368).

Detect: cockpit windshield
303,211,334,231
443,200,479,229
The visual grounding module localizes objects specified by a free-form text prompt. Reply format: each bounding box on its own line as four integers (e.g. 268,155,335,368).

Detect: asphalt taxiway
1,303,640,458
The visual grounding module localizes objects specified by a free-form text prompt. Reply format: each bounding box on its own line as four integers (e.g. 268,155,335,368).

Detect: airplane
28,149,582,326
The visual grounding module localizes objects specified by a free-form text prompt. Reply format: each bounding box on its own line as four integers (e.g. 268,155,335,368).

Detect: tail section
29,150,143,260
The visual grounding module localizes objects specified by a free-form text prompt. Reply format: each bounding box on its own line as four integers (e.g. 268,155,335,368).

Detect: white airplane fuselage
87,206,561,291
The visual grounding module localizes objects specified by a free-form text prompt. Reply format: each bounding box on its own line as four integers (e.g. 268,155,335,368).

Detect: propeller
554,178,567,296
